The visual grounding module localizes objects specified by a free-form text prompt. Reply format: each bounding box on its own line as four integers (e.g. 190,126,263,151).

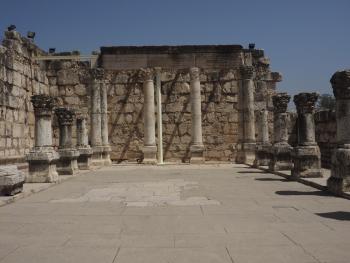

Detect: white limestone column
100,81,111,165
76,114,93,170
142,69,157,164
90,68,104,165
259,109,269,144
189,67,205,163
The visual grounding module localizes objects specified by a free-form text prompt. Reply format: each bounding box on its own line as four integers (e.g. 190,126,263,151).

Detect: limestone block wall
314,110,336,168
0,31,49,164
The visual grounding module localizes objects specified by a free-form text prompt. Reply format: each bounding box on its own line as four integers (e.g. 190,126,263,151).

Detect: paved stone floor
0,164,350,263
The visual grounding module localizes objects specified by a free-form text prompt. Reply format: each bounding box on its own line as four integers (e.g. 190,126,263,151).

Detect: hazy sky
1,0,349,97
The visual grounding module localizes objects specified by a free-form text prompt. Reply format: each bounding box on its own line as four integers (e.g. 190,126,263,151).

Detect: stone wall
314,110,336,168
0,30,281,164
0,31,49,164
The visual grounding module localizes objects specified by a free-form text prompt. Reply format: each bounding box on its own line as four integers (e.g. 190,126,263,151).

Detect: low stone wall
314,110,336,168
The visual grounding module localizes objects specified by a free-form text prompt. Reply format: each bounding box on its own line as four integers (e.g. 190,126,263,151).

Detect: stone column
291,93,322,179
268,93,293,171
142,69,157,164
189,67,205,163
76,114,93,170
237,66,256,165
100,81,112,165
90,68,104,166
327,70,350,194
253,109,271,167
26,95,59,183
55,107,80,175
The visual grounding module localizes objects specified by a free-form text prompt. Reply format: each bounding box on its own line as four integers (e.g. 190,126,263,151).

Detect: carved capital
90,68,105,81
330,70,350,99
55,107,75,126
272,93,290,113
189,67,200,81
240,66,254,79
31,94,55,116
140,68,154,82
293,92,319,114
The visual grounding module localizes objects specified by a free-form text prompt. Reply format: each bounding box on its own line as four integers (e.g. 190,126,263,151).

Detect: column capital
272,93,290,113
55,107,75,126
240,66,254,79
90,68,105,81
140,68,154,81
293,92,319,114
330,69,350,99
189,67,200,81
31,94,55,116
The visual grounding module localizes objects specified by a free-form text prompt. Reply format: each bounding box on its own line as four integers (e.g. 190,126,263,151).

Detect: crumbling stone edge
250,165,350,200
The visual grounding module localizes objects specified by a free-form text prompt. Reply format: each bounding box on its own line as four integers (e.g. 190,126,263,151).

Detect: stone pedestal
291,93,322,179
327,70,350,194
189,67,205,163
253,109,271,167
0,165,25,196
26,95,59,183
55,107,79,175
142,69,157,164
90,68,105,166
76,115,93,170
269,93,293,171
237,66,256,165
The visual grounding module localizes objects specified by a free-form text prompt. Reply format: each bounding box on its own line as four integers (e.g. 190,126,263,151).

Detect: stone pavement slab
0,164,350,263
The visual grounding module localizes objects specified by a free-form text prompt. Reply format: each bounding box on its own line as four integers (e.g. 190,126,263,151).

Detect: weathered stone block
0,165,24,196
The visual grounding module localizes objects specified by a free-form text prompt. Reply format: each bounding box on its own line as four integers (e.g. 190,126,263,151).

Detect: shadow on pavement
275,190,331,196
316,211,350,221
255,178,289,182
238,171,269,174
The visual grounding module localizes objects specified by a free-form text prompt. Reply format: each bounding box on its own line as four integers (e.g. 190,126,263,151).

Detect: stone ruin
0,27,349,196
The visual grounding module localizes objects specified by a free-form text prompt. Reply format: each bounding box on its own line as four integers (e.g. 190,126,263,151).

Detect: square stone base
0,165,25,196
327,147,350,195
190,145,205,164
236,143,256,165
102,146,112,166
78,147,93,170
142,145,157,164
253,144,271,168
26,149,59,183
57,149,80,175
291,145,322,179
268,143,293,172
91,146,105,166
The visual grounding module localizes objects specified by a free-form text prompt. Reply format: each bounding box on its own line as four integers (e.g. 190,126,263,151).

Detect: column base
190,144,205,164
91,146,105,166
253,144,271,168
236,143,256,165
268,143,293,172
142,145,157,164
77,147,93,170
25,148,59,183
102,145,112,166
291,145,322,179
327,147,350,195
57,149,80,175
0,165,25,196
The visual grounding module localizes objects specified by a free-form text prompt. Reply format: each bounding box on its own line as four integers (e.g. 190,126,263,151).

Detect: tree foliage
317,94,335,111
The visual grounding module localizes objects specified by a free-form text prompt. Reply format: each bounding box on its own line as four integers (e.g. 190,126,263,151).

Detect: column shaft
91,79,102,147
101,83,109,146
143,73,156,146
190,67,203,146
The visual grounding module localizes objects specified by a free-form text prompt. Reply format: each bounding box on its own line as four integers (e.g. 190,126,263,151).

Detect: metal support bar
155,67,163,164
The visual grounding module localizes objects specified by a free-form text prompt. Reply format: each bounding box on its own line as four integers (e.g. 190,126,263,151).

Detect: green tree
317,94,335,111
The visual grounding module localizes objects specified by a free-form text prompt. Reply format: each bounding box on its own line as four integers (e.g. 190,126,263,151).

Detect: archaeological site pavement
0,164,349,263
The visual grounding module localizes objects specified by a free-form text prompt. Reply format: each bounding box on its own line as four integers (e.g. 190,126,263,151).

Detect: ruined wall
314,110,336,168
0,31,49,164
0,31,280,164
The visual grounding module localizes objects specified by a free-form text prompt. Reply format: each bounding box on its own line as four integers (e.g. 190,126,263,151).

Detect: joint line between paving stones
112,246,121,263
0,245,20,262
225,247,235,263
281,232,322,263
